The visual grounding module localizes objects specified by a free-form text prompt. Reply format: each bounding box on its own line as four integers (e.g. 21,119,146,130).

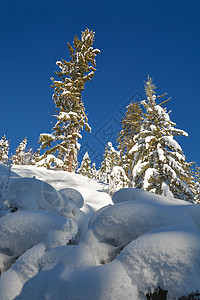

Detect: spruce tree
91,162,97,179
193,164,200,204
39,28,100,172
12,138,34,165
0,135,9,165
97,142,120,184
130,76,194,201
117,101,143,179
77,152,93,178
109,166,130,195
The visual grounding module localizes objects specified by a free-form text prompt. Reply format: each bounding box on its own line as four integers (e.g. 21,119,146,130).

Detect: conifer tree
0,135,9,165
97,142,120,184
12,138,33,165
39,28,100,172
91,162,97,179
193,165,200,204
77,152,93,178
130,76,194,201
117,101,143,179
109,166,130,195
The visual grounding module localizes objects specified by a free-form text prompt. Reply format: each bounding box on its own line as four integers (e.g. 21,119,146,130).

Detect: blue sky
0,0,199,167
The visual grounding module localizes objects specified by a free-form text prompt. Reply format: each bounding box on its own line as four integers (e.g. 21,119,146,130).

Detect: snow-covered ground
0,165,199,299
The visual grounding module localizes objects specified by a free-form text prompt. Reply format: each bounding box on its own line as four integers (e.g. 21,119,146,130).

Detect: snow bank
112,187,191,206
89,200,195,249
117,226,200,299
0,210,69,257
0,166,199,299
15,256,137,300
6,177,71,214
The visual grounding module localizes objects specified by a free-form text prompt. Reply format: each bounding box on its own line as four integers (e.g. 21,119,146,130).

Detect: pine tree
109,166,130,195
77,152,93,178
193,164,200,204
12,138,33,165
39,28,100,172
97,142,120,184
0,135,9,166
91,162,97,179
117,101,143,179
130,76,194,201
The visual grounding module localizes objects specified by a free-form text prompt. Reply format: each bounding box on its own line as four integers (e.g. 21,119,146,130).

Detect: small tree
91,162,97,179
130,76,194,201
97,142,120,184
12,138,34,165
77,152,93,178
109,166,130,195
39,28,100,172
0,135,9,166
193,164,200,204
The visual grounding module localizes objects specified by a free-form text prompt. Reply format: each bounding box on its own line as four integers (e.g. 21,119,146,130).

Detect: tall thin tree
39,28,100,172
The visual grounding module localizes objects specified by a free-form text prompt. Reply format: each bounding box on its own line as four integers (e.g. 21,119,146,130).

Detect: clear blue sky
0,0,199,167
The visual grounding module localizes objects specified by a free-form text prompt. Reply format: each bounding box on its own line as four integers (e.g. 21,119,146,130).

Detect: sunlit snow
0,164,199,299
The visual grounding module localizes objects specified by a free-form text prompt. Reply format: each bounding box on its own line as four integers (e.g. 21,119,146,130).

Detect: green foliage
38,28,100,172
117,101,143,179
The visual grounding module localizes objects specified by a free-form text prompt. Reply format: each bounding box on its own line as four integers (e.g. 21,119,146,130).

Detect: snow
0,165,199,299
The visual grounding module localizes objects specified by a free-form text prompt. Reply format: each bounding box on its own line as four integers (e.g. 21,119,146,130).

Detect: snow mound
89,201,195,248
112,187,191,205
15,255,137,300
6,177,71,215
59,187,84,208
0,210,71,257
117,227,200,299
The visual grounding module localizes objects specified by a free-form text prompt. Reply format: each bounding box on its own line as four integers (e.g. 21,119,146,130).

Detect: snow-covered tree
97,142,120,184
36,153,64,170
193,165,200,204
91,162,97,179
117,101,143,179
0,135,9,165
130,76,194,201
12,138,34,165
77,152,93,178
39,28,100,172
109,166,130,195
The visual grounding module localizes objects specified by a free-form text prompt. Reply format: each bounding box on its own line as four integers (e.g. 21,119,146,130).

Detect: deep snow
0,164,199,299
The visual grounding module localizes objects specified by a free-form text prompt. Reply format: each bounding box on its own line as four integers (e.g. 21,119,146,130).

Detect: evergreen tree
0,135,9,165
117,101,143,179
91,162,97,179
12,138,34,165
130,76,194,201
39,28,100,172
77,152,93,178
109,166,130,195
193,164,200,204
36,153,64,170
97,142,120,184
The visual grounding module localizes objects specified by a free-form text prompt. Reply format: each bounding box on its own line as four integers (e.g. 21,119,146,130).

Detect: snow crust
0,165,199,299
